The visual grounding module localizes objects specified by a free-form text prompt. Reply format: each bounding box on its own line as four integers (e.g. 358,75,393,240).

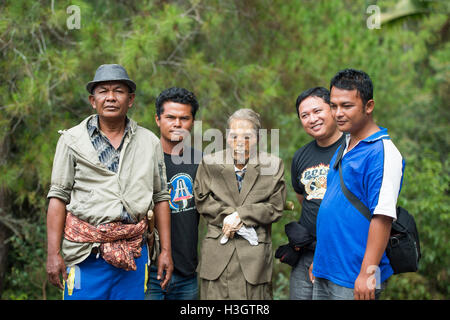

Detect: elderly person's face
227,119,258,166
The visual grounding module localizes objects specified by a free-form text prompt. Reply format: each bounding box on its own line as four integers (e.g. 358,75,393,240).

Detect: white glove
220,234,230,244
223,211,241,227
220,211,242,244
220,212,259,246
236,225,259,246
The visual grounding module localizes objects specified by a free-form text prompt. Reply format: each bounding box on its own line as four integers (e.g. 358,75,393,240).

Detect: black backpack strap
337,157,372,222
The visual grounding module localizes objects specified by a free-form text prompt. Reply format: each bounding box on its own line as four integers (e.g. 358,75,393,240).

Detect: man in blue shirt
311,69,405,300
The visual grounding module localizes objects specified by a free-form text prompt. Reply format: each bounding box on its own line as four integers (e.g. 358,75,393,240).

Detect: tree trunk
0,136,11,298
0,211,9,298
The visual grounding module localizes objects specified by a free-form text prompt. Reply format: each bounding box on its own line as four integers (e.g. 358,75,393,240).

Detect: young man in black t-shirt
146,87,201,300
290,87,344,299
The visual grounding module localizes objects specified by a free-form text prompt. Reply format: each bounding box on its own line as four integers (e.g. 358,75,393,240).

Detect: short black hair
330,68,373,106
155,87,199,119
295,87,330,118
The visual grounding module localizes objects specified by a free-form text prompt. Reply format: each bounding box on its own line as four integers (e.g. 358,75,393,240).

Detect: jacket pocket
256,226,272,243
205,225,222,239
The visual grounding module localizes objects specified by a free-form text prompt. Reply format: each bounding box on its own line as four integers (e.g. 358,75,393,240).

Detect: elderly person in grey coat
194,108,286,300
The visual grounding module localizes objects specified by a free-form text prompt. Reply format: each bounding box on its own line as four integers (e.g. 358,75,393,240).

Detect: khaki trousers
200,249,272,300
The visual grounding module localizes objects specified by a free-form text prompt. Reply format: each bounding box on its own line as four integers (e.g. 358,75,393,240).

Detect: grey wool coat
194,149,287,286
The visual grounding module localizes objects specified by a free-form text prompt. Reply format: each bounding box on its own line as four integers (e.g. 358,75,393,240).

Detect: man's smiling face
298,96,338,143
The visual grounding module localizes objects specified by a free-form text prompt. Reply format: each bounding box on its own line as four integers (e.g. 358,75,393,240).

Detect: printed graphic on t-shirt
168,173,194,212
300,163,329,200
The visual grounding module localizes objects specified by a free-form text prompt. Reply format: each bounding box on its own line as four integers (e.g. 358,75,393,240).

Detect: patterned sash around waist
64,212,147,271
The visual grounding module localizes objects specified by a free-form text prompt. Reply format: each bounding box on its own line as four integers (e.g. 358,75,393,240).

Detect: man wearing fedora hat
46,64,173,300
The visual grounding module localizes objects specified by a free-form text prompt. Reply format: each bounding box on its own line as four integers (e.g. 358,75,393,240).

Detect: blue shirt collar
334,127,390,169
362,127,390,143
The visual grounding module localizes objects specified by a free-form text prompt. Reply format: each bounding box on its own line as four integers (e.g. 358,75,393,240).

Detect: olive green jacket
47,115,170,266
194,150,286,285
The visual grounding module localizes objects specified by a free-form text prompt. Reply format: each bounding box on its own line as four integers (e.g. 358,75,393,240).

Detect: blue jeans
145,265,198,300
312,277,386,300
289,249,314,300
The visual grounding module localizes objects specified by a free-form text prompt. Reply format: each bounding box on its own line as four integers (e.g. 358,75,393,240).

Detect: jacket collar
87,115,134,138
60,114,137,165
218,149,262,205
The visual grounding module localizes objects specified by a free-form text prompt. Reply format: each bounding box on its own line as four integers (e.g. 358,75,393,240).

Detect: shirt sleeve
369,140,404,220
291,150,304,195
152,141,170,203
47,135,75,204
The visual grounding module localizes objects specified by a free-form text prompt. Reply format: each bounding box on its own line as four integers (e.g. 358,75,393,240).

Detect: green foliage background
0,0,448,300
